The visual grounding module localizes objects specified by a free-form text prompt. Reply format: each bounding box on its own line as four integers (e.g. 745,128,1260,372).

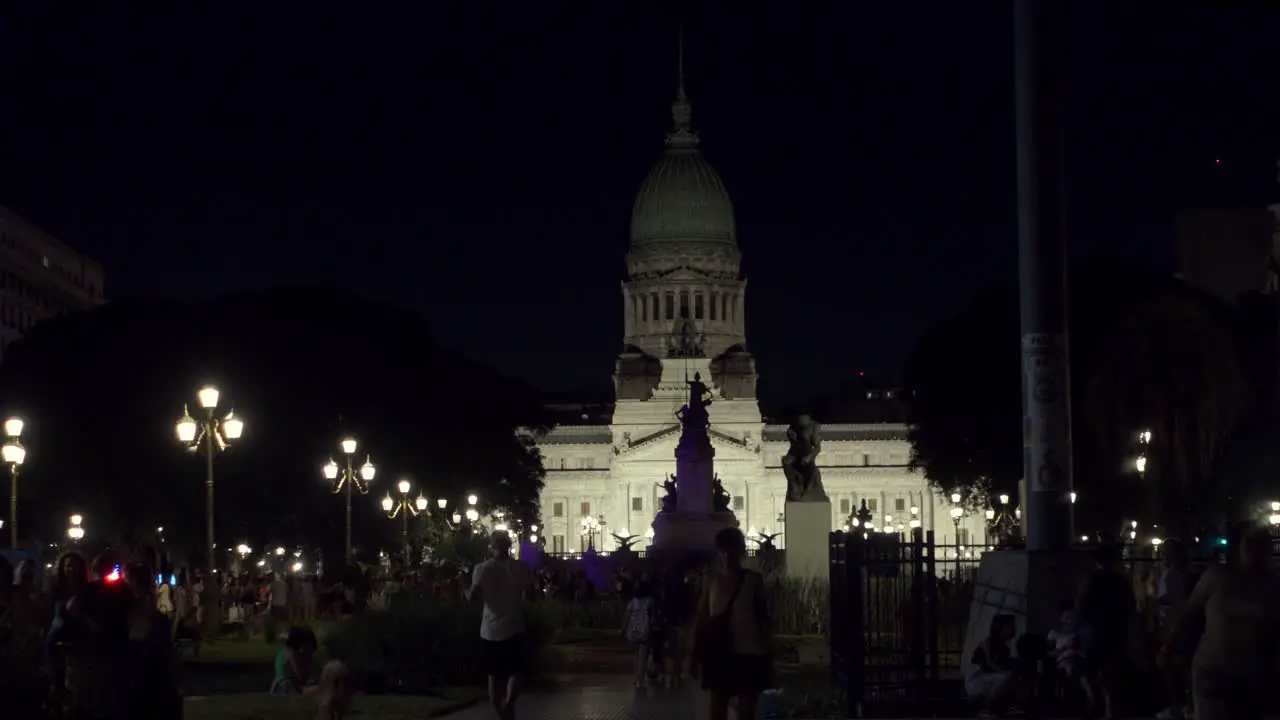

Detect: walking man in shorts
466,532,533,720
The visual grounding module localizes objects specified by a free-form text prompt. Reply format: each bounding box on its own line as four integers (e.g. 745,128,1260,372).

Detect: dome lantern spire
667,25,698,150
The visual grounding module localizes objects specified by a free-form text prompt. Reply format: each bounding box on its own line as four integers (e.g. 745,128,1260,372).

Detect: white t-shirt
1157,566,1192,622
1190,565,1280,674
270,578,288,608
472,557,532,641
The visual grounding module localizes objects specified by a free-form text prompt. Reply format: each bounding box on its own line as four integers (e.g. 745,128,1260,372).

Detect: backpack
625,598,652,643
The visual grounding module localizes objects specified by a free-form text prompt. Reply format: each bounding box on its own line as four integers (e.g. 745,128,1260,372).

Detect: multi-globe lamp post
3,417,25,548
175,385,245,571
381,479,427,555
323,438,376,562
949,492,965,548
67,513,85,542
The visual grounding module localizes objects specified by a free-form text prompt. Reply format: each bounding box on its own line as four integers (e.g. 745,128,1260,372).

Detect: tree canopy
905,262,1259,536
0,287,549,564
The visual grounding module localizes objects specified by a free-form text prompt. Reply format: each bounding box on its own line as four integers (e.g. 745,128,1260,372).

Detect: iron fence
829,530,984,715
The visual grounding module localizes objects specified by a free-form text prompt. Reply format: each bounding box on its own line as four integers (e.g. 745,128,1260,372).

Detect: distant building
530,81,982,554
0,207,106,357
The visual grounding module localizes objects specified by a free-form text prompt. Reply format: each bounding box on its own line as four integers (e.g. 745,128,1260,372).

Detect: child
316,658,353,720
271,626,318,694
622,581,655,688
1047,605,1083,677
966,614,1019,718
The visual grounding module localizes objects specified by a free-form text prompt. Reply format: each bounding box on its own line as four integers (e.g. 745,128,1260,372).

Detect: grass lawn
184,688,485,720
186,638,283,665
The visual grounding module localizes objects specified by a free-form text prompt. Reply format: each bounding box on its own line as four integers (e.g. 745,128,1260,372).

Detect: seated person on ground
272,626,318,694
966,614,1020,717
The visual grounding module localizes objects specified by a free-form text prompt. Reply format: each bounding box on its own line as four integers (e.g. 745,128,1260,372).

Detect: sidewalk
439,677,1183,719
441,676,720,719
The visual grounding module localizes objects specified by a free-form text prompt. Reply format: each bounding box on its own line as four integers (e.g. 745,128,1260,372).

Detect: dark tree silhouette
905,262,1251,537
0,287,549,566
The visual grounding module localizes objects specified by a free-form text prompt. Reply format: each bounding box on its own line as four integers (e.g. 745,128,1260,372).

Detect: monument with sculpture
649,373,740,553
782,414,831,578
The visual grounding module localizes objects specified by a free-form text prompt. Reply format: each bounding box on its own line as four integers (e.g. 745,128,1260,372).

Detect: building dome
630,148,736,246
626,85,740,280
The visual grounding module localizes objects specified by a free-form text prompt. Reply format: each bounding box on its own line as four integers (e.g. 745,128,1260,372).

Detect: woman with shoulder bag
690,528,773,720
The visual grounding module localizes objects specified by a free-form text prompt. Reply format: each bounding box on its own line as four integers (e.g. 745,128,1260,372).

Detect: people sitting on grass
271,626,318,694
966,613,1021,717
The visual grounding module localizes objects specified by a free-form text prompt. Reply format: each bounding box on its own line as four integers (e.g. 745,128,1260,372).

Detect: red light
1214,158,1221,165
105,566,121,583
858,371,865,377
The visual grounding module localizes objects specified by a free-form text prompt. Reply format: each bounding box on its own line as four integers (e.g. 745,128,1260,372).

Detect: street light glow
437,497,447,509
3,417,23,438
176,407,197,442
341,438,357,455
381,495,394,512
360,457,376,481
70,514,82,526
323,459,339,480
2,440,25,466
467,494,478,506
197,386,220,410
397,479,411,495
415,495,428,511
222,411,244,440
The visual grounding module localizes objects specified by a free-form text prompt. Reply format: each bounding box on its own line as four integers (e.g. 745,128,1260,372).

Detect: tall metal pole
401,506,409,558
344,457,354,562
1015,0,1074,551
8,467,17,548
203,411,220,635
205,412,216,567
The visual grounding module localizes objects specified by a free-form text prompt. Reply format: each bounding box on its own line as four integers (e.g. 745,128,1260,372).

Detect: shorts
482,634,527,677
965,671,1013,699
1078,623,1125,672
701,653,771,694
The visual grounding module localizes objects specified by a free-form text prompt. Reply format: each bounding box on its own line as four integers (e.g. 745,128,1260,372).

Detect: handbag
696,571,747,665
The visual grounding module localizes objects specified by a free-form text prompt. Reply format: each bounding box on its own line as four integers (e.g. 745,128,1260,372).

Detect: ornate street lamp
324,437,376,561
950,506,964,545
67,513,85,541
381,478,424,556
3,417,26,548
175,386,244,572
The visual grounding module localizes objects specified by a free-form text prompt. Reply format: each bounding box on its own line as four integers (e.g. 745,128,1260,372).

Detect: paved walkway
442,676,736,719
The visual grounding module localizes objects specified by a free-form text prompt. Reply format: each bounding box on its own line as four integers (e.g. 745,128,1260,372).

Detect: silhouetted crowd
1,550,181,720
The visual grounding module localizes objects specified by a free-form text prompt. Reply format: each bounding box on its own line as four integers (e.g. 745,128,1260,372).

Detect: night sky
3,3,1277,402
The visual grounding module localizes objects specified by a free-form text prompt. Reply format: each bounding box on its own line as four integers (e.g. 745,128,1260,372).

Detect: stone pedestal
961,548,1096,679
674,436,714,515
784,501,832,579
649,511,740,555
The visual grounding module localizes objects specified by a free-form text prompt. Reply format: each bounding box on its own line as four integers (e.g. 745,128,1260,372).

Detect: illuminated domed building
533,73,985,554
